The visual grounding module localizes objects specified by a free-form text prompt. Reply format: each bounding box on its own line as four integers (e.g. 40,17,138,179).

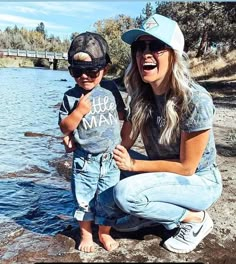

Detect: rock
1,84,235,263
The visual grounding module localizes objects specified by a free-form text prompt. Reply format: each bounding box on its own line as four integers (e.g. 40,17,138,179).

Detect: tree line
0,23,70,52
0,2,235,74
95,2,235,75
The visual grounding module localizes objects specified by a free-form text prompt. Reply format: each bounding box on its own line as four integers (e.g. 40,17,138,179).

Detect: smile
143,62,157,71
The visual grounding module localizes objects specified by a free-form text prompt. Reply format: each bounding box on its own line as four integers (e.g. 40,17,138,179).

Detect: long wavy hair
124,49,193,145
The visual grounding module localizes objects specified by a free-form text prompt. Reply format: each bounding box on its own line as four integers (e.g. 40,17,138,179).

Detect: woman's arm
113,129,210,176
120,120,137,150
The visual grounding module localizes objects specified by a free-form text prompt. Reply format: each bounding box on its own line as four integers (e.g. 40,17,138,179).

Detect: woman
111,14,222,254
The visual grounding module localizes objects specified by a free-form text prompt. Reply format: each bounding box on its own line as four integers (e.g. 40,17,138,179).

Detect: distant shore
0,57,68,70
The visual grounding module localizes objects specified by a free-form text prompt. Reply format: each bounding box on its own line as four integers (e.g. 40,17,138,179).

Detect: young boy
58,32,127,252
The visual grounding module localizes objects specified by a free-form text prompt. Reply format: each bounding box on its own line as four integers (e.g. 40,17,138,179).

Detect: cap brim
71,59,106,69
121,29,158,45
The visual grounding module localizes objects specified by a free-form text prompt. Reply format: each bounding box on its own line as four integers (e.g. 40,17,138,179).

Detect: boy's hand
63,135,76,153
75,92,92,116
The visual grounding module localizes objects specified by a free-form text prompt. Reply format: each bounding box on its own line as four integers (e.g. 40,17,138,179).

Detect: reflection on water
0,67,76,235
0,67,74,173
0,180,75,235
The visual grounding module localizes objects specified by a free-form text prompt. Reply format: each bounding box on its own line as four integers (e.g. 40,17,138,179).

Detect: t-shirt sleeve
58,94,70,125
110,82,126,113
181,92,215,132
101,79,126,112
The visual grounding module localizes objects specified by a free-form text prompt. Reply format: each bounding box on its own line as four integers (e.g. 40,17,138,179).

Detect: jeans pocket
205,167,223,203
213,167,223,198
212,166,222,185
73,156,87,173
198,166,222,184
111,158,119,169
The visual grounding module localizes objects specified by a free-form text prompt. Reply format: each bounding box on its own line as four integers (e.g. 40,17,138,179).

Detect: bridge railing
0,48,68,60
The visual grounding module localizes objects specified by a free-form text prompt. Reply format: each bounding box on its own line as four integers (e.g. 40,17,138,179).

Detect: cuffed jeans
71,148,120,224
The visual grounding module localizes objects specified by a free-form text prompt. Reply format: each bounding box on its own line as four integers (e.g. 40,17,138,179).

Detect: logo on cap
144,17,159,30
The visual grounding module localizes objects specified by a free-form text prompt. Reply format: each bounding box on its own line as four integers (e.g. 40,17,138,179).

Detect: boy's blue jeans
71,149,120,224
97,151,223,230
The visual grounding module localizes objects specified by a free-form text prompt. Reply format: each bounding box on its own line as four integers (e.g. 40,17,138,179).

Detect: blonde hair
73,52,91,61
124,50,192,145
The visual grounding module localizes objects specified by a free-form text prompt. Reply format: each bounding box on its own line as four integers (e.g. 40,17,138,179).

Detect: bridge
0,48,68,69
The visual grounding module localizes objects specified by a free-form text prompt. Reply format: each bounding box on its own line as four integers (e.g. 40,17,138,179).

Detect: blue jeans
71,148,120,224
99,151,222,230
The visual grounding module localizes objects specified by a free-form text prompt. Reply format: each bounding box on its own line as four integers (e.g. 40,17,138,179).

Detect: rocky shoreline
1,81,235,263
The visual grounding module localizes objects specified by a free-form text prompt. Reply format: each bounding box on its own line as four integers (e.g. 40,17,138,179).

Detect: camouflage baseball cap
68,31,111,68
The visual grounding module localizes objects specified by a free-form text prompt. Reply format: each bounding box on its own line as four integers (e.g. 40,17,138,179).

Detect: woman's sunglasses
68,66,101,78
131,40,169,54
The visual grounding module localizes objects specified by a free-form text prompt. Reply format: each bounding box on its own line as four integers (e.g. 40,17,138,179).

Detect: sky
0,1,153,40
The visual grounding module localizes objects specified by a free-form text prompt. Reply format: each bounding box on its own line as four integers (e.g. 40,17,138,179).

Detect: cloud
16,6,47,15
23,2,112,17
0,14,69,30
0,1,145,39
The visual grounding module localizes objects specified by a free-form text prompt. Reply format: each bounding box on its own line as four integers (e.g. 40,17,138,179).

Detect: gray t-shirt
59,80,125,154
142,82,216,172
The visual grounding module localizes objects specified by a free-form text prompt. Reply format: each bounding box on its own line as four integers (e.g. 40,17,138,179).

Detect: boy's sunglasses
131,40,169,54
68,66,101,78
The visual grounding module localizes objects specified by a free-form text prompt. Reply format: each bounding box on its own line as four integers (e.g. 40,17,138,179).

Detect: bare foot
79,221,95,253
79,235,95,253
99,233,119,251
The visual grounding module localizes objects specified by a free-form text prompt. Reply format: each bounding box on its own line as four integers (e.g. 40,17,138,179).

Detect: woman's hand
113,144,134,171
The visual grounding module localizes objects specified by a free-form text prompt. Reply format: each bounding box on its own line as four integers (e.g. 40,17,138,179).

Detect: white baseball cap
122,14,185,54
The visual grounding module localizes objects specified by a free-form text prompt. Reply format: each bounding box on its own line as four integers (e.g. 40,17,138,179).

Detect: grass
190,50,236,82
0,57,34,68
227,129,236,143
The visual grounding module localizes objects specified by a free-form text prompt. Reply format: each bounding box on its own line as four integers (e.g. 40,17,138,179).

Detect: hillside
190,50,236,83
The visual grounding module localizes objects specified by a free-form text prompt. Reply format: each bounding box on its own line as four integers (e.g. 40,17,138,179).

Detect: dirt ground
51,81,236,264
1,80,235,264
64,81,236,264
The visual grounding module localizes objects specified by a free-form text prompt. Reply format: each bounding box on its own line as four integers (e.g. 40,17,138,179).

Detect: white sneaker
163,211,213,253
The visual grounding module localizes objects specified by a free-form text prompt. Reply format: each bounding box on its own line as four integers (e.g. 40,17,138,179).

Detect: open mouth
143,63,157,71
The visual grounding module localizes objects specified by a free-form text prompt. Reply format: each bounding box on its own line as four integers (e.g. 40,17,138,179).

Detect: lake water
0,67,77,235
0,67,75,174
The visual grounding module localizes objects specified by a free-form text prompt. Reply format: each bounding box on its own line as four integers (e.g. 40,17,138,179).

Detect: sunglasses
68,66,101,78
131,40,169,54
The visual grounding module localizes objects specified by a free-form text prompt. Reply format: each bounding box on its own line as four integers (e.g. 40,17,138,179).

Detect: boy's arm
60,109,83,135
60,92,91,135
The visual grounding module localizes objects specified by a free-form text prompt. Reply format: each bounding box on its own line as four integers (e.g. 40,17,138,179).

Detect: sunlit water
0,67,77,235
0,67,75,173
